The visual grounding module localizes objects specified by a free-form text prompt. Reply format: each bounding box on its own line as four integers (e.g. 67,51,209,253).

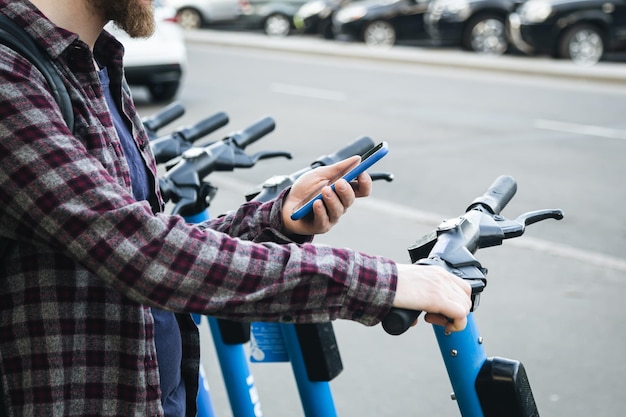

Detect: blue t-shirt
98,67,186,417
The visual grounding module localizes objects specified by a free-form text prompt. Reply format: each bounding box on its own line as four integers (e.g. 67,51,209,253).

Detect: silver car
167,0,241,29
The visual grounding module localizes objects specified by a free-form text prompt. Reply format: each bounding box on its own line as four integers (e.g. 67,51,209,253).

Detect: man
0,1,472,416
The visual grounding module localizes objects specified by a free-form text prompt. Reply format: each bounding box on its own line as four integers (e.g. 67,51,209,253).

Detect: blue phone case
290,141,389,221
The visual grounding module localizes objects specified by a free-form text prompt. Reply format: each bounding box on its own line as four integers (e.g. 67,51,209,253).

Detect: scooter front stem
433,313,486,417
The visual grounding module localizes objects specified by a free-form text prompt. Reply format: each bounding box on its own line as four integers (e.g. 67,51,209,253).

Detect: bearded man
0,1,471,416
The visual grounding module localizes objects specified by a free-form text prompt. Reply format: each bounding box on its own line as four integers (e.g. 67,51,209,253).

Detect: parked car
106,1,187,101
235,0,311,35
293,0,354,38
424,0,524,54
333,0,432,46
507,0,626,64
167,0,240,29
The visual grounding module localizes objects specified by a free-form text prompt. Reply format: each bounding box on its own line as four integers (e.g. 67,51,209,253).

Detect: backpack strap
0,15,75,260
0,14,74,130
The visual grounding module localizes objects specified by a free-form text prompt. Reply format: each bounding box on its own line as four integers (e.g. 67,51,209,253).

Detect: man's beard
89,0,155,38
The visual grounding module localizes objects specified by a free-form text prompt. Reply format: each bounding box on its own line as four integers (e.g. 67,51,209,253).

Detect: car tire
321,20,335,39
363,20,396,47
558,23,605,65
462,14,508,55
177,8,203,30
149,81,180,102
264,13,292,37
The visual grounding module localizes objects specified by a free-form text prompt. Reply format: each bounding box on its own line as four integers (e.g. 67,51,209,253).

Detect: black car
332,0,432,46
425,0,524,54
508,0,626,64
293,0,353,38
236,0,310,36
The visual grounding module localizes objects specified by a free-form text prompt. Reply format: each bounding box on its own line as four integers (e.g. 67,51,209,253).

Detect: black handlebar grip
231,116,276,149
467,175,517,215
333,136,376,160
142,101,185,133
179,112,229,143
150,112,229,164
311,136,376,168
382,308,422,336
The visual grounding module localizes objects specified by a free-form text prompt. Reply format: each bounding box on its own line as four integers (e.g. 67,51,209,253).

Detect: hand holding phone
290,141,389,221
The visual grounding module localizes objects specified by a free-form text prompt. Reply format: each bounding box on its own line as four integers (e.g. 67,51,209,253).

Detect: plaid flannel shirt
0,1,397,416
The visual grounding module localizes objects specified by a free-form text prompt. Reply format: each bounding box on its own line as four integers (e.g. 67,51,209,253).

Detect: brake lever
517,209,564,226
499,209,564,239
225,150,292,169
369,172,394,182
249,150,293,164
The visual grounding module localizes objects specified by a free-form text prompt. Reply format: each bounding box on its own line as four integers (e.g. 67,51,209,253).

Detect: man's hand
282,156,372,236
393,264,472,333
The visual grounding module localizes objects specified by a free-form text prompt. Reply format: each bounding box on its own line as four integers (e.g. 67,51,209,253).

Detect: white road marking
270,83,347,101
534,119,626,141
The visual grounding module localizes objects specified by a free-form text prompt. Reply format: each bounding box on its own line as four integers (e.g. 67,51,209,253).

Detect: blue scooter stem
434,314,486,417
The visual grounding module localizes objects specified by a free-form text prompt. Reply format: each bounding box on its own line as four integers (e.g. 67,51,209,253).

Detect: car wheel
559,24,605,65
177,8,203,30
363,20,396,47
149,81,180,102
321,20,335,39
463,14,507,55
264,13,291,37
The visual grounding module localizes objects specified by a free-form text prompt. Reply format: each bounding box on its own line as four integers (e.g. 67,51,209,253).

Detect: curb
183,29,626,84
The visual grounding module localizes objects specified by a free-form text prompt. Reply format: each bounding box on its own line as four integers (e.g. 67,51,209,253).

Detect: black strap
0,383,6,417
0,15,75,260
0,14,74,130
0,239,13,260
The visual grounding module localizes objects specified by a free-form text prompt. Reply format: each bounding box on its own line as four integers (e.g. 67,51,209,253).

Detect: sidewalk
183,28,626,84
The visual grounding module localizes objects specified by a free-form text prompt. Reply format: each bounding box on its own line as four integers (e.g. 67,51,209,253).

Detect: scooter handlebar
466,175,517,215
142,101,185,137
230,116,276,149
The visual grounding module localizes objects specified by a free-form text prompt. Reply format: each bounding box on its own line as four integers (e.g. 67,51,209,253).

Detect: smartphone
290,141,389,221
